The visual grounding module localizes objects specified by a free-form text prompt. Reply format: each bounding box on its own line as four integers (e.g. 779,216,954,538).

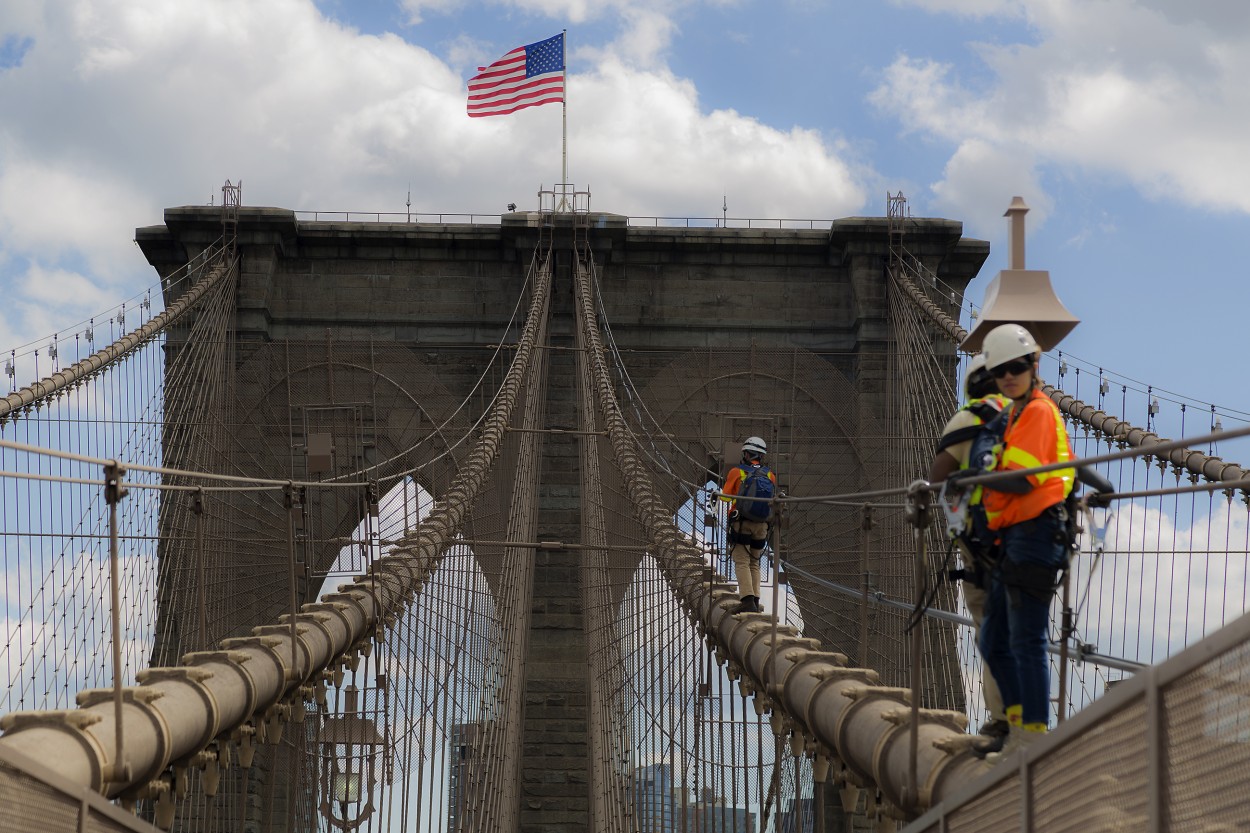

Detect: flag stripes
467,34,565,118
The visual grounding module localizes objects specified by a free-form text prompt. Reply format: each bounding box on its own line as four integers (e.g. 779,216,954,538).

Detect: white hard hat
962,354,989,398
742,436,767,457
982,323,1040,370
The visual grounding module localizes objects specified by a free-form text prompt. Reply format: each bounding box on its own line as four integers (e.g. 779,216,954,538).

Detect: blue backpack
737,465,775,522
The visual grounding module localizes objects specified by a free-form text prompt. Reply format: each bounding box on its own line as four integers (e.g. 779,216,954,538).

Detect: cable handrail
901,249,1250,427
779,560,1146,673
892,248,1250,429
573,236,994,820
7,398,1249,507
686,421,1250,510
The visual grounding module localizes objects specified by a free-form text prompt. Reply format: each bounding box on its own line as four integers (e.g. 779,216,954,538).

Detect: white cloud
20,263,113,309
1077,499,1250,665
415,0,647,26
0,0,871,363
444,33,495,74
0,1,43,38
0,262,121,362
1135,0,1250,29
604,7,681,66
871,0,1250,230
400,0,688,45
571,58,865,218
889,0,1021,17
398,0,464,26
0,156,152,281
930,138,1051,233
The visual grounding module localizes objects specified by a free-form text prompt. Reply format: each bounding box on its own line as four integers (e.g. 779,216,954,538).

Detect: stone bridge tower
137,201,987,831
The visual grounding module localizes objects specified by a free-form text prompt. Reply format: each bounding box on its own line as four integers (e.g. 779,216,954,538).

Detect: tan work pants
963,580,1005,721
729,518,769,598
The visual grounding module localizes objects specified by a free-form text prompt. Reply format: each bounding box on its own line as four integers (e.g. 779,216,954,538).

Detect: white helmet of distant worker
742,436,767,459
981,323,1040,371
962,354,990,398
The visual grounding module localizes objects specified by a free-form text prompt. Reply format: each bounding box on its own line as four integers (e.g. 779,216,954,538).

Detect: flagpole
561,28,568,209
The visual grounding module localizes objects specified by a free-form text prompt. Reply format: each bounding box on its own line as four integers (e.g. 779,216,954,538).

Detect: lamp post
318,684,386,830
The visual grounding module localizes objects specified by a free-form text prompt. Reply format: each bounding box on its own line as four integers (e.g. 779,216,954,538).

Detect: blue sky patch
0,35,34,70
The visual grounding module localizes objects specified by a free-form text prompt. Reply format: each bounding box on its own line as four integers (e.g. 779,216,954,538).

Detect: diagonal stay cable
0,247,554,801
572,240,1154,819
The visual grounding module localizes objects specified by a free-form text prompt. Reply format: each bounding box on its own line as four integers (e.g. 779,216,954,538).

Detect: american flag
467,33,565,118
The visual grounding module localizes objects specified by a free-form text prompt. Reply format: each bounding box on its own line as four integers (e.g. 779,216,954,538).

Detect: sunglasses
990,358,1034,379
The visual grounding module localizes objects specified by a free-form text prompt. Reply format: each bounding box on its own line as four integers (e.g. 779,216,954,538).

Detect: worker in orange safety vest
720,436,777,614
975,323,1074,762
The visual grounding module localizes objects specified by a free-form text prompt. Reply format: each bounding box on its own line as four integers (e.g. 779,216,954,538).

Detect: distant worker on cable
928,354,1010,753
720,436,777,614
976,323,1075,760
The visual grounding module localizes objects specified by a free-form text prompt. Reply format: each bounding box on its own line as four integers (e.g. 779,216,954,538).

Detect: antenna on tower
722,195,727,228
406,185,412,223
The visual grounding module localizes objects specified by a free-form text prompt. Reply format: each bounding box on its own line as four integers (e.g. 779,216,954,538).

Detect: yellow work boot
972,718,1010,755
984,724,1044,764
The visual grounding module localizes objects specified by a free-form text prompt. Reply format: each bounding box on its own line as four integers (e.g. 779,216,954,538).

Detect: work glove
1077,465,1116,497
1087,492,1114,509
943,469,979,491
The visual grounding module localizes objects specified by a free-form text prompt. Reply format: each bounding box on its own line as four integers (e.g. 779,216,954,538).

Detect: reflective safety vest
935,394,1009,506
937,395,1009,466
982,389,1075,530
721,464,778,513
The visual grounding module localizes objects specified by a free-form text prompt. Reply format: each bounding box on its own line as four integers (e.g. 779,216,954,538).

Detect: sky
2,0,1250,438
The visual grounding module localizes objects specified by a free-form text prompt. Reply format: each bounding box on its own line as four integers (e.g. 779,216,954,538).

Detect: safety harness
726,459,772,552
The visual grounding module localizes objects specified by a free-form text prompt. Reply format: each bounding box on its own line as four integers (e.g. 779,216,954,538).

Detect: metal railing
0,745,157,832
293,210,505,224
625,215,833,229
290,209,835,230
904,604,1250,832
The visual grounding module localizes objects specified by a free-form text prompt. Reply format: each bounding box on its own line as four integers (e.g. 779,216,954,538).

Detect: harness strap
935,424,982,454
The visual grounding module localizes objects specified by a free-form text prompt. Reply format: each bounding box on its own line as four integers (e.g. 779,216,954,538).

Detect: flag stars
467,33,565,117
526,34,564,78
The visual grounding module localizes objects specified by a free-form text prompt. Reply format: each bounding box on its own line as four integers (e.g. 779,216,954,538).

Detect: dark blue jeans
979,510,1065,727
